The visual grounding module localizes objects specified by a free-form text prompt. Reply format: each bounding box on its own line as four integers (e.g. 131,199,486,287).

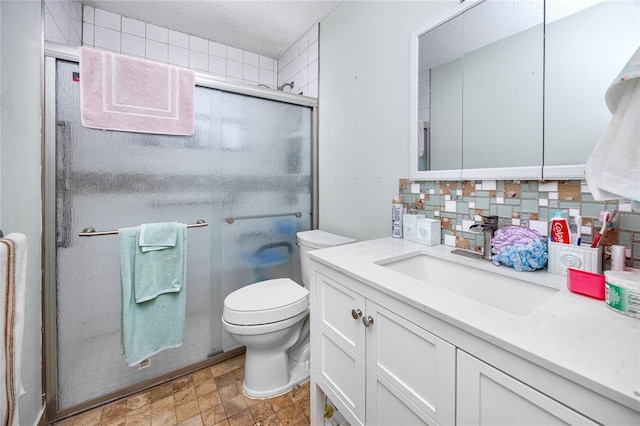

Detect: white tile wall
121,33,145,58
209,41,227,58
94,25,121,52
145,39,168,62
45,3,320,98
189,50,209,72
418,69,430,122
95,8,121,31
122,17,145,38
146,24,168,43
80,6,279,90
169,30,189,49
44,0,82,47
169,45,189,67
278,24,320,97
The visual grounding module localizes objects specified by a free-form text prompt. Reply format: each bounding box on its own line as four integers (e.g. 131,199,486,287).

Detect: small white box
403,214,418,242
548,242,603,275
416,217,441,246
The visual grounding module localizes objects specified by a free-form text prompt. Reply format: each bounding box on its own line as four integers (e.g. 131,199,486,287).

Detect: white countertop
309,237,640,413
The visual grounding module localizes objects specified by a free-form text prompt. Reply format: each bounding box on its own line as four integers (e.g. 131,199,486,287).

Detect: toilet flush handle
351,309,362,319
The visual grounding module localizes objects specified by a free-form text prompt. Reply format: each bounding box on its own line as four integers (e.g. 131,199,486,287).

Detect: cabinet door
366,301,456,425
457,350,598,426
366,366,433,426
317,272,366,357
316,272,366,423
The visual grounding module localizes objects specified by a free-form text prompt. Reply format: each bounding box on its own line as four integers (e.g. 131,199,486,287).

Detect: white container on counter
403,214,418,242
610,245,626,271
605,270,640,319
416,217,441,246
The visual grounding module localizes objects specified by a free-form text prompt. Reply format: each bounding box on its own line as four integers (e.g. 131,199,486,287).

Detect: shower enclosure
43,53,317,419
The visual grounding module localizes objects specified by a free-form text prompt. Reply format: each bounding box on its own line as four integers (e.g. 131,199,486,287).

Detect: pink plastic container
567,268,605,300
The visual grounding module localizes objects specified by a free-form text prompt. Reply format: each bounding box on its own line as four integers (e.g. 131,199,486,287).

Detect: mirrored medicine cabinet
409,0,640,181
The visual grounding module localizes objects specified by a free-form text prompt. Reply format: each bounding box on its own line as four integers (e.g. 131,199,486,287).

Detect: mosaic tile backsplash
400,179,640,269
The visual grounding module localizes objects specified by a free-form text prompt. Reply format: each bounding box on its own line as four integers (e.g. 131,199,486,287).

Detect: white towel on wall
586,47,640,202
0,233,27,426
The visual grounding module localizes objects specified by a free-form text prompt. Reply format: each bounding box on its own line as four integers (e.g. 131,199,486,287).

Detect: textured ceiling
82,0,342,59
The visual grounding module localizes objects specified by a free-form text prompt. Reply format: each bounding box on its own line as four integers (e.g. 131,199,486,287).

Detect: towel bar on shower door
78,219,208,237
225,211,302,224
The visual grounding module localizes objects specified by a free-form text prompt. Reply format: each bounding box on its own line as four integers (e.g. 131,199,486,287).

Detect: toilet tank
296,230,355,288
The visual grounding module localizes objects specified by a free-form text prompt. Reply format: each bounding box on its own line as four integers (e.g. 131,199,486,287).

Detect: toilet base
243,355,310,399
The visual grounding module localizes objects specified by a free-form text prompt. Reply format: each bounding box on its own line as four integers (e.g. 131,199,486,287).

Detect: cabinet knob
351,309,362,319
362,316,374,327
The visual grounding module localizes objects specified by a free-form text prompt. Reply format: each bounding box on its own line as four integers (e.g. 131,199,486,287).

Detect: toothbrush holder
548,242,603,276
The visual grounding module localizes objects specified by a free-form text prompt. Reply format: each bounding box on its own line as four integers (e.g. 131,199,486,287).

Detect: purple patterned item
491,226,548,272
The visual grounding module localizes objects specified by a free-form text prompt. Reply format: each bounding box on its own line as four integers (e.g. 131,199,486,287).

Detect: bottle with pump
392,195,403,238
550,211,571,244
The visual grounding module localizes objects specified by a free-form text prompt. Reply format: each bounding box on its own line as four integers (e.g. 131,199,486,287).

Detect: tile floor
54,354,311,426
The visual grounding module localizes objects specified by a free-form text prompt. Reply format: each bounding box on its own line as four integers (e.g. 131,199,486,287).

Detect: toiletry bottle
392,195,403,238
611,245,626,271
550,211,571,244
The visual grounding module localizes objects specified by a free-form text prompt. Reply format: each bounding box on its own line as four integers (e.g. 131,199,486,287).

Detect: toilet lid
223,278,309,326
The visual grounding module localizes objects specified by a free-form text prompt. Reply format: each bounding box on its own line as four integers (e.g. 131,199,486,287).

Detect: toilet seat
222,309,309,336
223,278,309,326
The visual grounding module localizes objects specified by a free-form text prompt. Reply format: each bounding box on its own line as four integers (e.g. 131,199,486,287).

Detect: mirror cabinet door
417,12,465,174
461,0,544,176
543,0,640,178
413,0,638,181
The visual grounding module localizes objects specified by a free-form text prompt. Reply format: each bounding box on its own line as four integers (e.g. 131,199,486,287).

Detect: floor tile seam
150,404,177,420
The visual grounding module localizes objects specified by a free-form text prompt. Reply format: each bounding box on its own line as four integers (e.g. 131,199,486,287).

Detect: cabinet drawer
366,365,433,426
318,330,366,423
457,350,598,425
317,271,366,357
366,301,456,425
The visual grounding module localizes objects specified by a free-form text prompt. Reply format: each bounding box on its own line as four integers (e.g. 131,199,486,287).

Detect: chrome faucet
469,215,498,260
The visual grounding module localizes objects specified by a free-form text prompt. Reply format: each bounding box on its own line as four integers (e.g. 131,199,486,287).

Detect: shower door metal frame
42,43,319,422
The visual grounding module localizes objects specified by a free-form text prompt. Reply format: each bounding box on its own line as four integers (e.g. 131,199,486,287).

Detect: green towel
135,222,184,302
119,223,187,367
139,222,178,252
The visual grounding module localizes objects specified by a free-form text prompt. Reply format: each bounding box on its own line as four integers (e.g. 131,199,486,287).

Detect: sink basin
377,253,558,316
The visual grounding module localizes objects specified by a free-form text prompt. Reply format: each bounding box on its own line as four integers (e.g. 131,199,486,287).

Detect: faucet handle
482,215,498,225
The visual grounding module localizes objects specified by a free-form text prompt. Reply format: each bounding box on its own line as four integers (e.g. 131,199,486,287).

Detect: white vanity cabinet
314,269,456,426
456,351,598,426
310,249,640,426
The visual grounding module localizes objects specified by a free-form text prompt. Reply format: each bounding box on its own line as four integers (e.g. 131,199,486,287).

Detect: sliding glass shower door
51,59,313,412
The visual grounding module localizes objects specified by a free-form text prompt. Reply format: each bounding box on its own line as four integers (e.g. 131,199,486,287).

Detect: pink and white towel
0,233,27,426
79,47,195,135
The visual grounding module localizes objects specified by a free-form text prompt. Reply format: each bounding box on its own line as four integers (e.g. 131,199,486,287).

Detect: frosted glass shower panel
212,92,313,353
53,60,313,411
54,60,218,409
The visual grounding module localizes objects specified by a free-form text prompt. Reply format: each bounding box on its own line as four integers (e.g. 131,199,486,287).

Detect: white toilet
222,230,355,398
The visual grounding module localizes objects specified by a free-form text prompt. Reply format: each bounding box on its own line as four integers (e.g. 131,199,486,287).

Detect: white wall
0,1,44,425
318,0,456,241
